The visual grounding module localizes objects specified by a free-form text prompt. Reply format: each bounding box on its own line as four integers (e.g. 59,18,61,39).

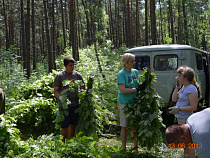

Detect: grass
98,136,185,158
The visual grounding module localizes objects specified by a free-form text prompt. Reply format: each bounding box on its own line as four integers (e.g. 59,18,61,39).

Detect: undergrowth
0,43,183,157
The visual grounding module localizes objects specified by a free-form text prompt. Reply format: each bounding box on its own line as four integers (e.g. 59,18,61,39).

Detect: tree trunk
60,0,66,50
109,0,115,46
130,0,134,46
41,19,45,56
81,0,91,45
55,0,61,55
177,0,181,43
77,1,82,48
202,32,207,51
115,0,118,47
169,0,174,43
26,0,31,78
182,0,188,45
65,0,68,30
136,0,141,46
20,0,27,71
145,0,148,45
150,0,157,45
3,0,9,50
159,0,163,43
123,0,126,44
9,0,14,46
32,0,36,71
70,0,79,61
52,0,56,70
118,1,122,46
127,0,131,47
43,0,53,72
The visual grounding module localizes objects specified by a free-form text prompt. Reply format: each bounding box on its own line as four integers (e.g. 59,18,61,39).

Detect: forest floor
98,136,184,158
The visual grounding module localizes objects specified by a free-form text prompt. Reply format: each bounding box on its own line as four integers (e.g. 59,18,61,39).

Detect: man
165,108,210,158
54,57,85,142
0,88,5,115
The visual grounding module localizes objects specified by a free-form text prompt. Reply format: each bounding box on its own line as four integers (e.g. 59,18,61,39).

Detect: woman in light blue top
117,53,146,152
169,65,201,158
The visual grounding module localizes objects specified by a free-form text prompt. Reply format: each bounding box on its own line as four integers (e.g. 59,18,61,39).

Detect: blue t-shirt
175,84,198,119
117,68,140,104
187,108,210,158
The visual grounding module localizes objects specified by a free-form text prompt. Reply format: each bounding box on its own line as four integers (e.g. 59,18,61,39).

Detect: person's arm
172,88,180,102
118,83,137,94
54,86,61,99
179,93,197,112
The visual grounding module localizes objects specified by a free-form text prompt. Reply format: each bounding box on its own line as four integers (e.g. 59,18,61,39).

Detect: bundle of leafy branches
53,79,84,129
53,77,103,136
124,68,165,149
76,77,103,136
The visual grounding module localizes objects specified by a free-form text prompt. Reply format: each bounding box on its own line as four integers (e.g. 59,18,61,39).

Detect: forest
0,0,209,157
0,0,209,77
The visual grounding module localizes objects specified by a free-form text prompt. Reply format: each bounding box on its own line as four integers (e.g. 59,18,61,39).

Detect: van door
195,52,206,102
151,50,182,105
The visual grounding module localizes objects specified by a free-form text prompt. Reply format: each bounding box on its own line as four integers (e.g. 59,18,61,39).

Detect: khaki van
125,44,210,107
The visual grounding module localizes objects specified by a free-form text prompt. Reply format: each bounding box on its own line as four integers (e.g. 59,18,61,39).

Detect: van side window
195,53,203,70
134,56,150,70
154,55,178,71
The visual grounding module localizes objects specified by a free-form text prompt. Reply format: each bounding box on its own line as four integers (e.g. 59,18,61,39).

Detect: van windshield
134,56,150,70
154,55,178,71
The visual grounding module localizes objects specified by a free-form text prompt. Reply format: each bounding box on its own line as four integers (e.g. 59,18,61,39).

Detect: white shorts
176,117,188,124
117,102,128,127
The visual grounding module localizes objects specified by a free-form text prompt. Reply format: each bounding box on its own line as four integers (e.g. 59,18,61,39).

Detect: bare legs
68,124,76,139
61,124,76,142
121,127,138,152
132,131,138,152
121,127,127,151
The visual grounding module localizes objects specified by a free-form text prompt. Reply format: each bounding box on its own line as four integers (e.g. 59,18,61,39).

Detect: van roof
125,44,208,54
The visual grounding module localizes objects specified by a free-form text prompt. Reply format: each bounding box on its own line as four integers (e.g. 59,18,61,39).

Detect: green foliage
124,68,165,150
3,132,163,158
7,97,56,138
0,48,27,96
4,72,58,138
53,88,69,128
0,115,22,156
76,77,103,136
0,44,190,157
0,48,50,98
20,72,56,100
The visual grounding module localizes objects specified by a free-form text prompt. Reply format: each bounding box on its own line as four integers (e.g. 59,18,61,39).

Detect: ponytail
192,81,201,98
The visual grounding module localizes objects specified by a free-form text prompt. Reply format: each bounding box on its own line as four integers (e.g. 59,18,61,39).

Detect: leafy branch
53,79,83,129
76,77,103,136
124,68,165,149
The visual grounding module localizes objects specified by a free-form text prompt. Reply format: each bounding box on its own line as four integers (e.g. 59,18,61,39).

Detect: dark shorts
61,105,79,128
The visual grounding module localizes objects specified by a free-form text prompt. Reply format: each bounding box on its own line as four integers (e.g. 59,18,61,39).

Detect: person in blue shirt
117,53,146,152
165,108,210,158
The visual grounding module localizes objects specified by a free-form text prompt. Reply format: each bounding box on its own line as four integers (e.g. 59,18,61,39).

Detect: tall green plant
76,77,103,136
